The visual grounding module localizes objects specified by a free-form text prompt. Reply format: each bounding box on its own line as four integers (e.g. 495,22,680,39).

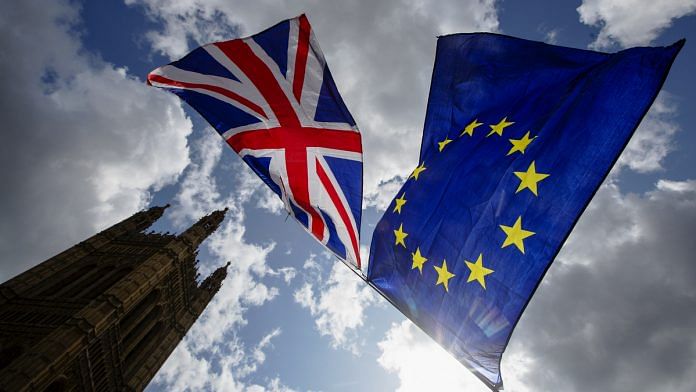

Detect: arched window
119,289,160,338
77,266,132,300
124,321,165,378
55,266,108,298
37,264,95,297
122,304,162,360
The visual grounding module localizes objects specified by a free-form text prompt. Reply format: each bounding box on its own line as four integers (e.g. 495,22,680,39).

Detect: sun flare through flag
148,15,363,268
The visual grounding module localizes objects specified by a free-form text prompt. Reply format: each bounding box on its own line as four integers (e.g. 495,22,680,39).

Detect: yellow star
514,161,550,196
411,247,428,274
409,162,427,180
499,216,535,254
434,260,455,292
460,119,483,137
393,223,408,248
393,193,407,214
438,137,453,152
486,117,514,137
507,131,537,156
465,253,494,289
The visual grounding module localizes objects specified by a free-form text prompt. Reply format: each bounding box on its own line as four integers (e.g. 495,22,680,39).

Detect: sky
0,0,695,391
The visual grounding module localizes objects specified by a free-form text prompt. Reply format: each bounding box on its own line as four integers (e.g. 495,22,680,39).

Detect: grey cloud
506,180,696,391
0,1,193,281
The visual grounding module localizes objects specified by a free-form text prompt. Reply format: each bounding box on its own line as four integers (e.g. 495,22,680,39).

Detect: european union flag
367,34,683,390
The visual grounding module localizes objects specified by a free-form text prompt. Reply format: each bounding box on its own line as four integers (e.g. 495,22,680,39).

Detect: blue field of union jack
148,15,363,268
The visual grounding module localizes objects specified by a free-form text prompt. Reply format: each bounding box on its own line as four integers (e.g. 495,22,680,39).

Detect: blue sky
1,1,695,391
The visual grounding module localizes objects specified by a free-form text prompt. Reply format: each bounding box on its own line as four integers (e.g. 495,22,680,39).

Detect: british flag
148,15,363,268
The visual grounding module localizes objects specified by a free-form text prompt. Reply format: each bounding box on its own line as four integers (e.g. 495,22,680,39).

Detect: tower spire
177,207,228,249
186,261,230,318
104,203,171,238
200,261,230,294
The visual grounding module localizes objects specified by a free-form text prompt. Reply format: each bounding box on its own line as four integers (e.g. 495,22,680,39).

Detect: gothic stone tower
0,205,229,391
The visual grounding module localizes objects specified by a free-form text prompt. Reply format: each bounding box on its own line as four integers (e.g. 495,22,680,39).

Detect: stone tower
0,205,229,391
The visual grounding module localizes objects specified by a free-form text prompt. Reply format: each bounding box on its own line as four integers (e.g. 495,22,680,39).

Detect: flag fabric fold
367,33,683,389
148,15,363,268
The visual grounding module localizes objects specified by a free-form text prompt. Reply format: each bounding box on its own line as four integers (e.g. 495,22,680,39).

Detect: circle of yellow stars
389,116,550,293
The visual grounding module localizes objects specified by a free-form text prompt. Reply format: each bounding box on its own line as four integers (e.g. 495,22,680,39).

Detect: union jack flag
148,15,363,268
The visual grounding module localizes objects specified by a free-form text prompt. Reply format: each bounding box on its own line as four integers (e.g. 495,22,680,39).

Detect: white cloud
254,328,281,362
578,0,696,49
365,175,409,212
617,92,680,173
0,0,192,281
294,255,380,353
153,200,300,390
656,178,696,192
152,190,286,390
255,188,286,215
126,0,500,213
236,167,286,215
155,329,288,392
151,338,213,391
545,28,560,44
169,130,224,226
236,329,282,378
148,112,297,389
266,267,297,285
152,205,281,390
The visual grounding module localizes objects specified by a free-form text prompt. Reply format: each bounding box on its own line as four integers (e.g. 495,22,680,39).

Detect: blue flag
367,34,683,390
